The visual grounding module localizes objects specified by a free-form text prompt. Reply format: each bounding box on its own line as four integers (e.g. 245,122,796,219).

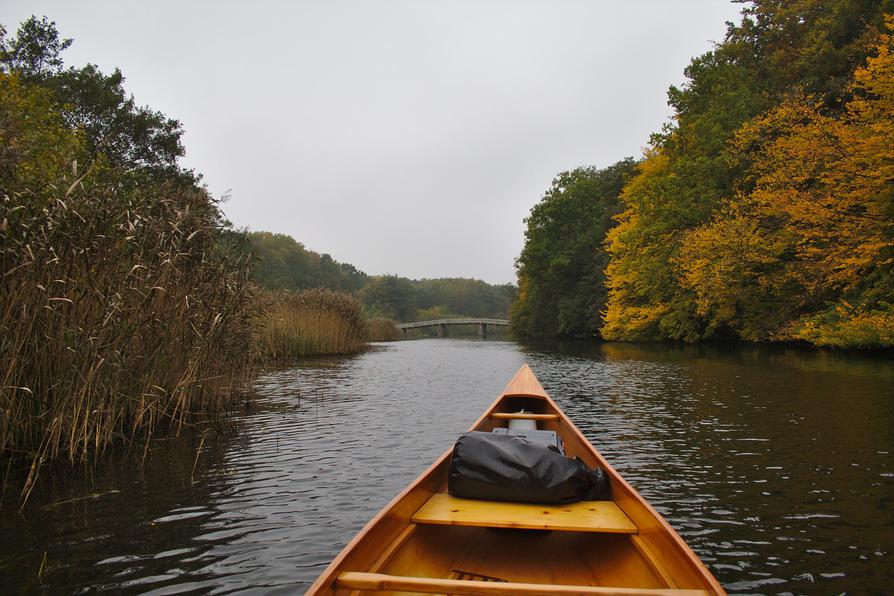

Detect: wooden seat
411,493,637,534
336,571,708,595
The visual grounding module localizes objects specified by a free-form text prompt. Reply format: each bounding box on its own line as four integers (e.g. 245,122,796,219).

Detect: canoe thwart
336,571,709,595
411,493,638,534
490,412,559,421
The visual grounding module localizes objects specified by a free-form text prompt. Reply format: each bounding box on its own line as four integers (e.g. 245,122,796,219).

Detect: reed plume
0,73,257,503
256,289,368,359
367,318,402,341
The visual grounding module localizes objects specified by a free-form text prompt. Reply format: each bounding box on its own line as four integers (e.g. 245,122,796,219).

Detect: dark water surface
1,339,892,594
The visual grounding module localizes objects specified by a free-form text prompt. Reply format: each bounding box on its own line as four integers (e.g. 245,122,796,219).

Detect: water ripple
1,339,892,594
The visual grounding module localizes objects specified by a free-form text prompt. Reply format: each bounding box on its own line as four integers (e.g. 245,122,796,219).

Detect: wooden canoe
306,364,726,595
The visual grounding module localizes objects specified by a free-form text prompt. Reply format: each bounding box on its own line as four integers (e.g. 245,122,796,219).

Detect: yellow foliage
741,21,893,285
0,72,85,190
676,19,894,344
600,12,893,347
793,306,894,348
602,153,680,340
677,214,795,339
601,302,669,341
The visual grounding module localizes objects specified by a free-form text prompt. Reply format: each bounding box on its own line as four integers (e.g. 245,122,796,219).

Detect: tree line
244,231,516,322
243,231,368,293
513,1,894,349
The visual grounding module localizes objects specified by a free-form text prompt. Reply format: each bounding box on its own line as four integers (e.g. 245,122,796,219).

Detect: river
1,339,892,594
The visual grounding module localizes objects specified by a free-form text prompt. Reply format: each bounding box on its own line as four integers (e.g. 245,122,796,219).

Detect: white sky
3,1,744,284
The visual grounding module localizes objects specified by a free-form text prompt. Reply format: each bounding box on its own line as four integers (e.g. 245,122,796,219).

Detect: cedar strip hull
306,364,726,595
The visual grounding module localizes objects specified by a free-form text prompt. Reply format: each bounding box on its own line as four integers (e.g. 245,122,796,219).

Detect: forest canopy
513,1,894,348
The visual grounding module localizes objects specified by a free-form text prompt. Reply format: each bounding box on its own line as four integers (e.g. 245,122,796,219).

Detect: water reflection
0,339,891,594
523,341,894,594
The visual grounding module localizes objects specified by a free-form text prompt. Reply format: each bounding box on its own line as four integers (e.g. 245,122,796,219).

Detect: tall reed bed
367,318,402,341
0,69,367,506
256,289,368,359
0,73,257,503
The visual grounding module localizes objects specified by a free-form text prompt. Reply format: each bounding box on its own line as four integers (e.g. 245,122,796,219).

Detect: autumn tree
679,17,894,347
602,1,892,344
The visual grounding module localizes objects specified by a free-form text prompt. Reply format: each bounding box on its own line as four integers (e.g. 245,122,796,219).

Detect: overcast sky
3,1,743,284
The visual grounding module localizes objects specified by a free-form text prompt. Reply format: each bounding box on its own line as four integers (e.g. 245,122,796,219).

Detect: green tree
512,160,635,339
0,16,71,77
244,231,368,292
1,16,185,174
359,275,417,321
414,278,516,319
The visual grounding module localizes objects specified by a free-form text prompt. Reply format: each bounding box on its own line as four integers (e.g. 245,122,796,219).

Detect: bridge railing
396,318,510,330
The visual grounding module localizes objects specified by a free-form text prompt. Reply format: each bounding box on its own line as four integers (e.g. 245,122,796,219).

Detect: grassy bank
256,289,368,359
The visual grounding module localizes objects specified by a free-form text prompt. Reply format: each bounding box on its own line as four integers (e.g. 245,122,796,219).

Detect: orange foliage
679,17,894,344
603,152,687,341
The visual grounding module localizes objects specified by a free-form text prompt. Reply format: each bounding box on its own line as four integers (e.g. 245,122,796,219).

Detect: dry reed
367,318,402,341
256,289,368,359
0,74,257,504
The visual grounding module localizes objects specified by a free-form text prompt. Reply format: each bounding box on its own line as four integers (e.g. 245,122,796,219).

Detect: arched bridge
396,318,510,339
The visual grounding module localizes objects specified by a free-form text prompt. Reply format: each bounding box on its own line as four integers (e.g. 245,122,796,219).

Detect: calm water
1,339,892,594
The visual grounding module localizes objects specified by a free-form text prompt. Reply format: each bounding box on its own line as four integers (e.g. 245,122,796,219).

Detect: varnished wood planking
412,493,638,533
307,364,727,595
527,376,722,592
379,525,670,589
